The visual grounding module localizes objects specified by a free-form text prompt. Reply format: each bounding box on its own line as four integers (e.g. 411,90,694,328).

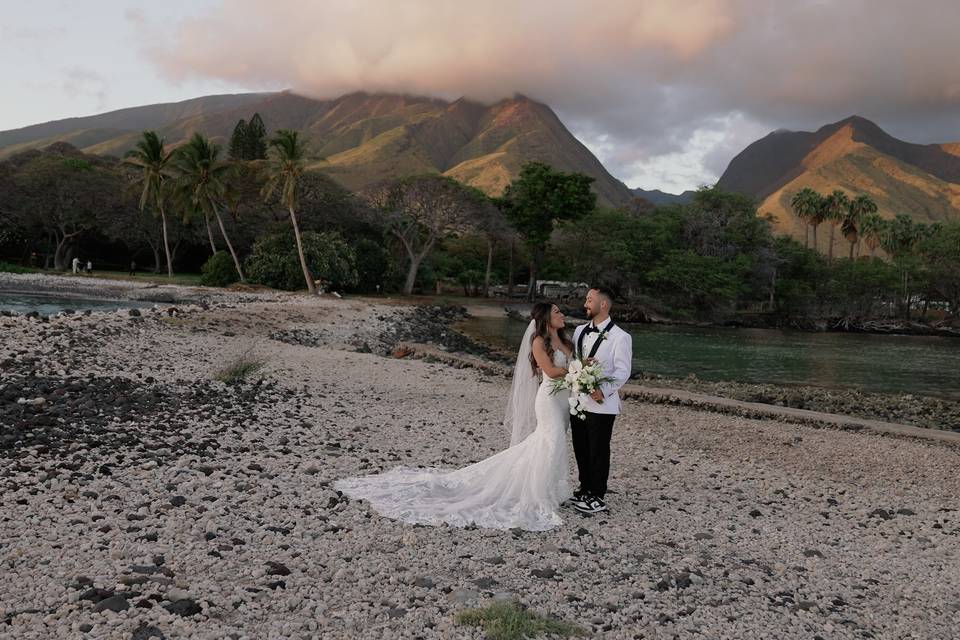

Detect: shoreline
502,302,960,339
460,306,960,433
5,272,957,432
2,286,959,638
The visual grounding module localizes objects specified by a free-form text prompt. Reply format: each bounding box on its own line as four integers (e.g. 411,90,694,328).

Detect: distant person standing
85,260,92,274
129,260,137,276
71,257,80,274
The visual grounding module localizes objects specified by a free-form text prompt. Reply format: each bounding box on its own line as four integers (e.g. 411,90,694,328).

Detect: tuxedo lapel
575,325,587,359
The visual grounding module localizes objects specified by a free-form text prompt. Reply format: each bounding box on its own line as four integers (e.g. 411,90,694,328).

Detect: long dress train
334,351,572,531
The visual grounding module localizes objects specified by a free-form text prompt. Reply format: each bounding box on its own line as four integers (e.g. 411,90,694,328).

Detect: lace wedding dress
334,349,572,531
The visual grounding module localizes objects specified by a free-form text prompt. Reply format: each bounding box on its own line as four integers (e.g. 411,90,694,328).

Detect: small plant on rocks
455,601,589,640
213,350,267,384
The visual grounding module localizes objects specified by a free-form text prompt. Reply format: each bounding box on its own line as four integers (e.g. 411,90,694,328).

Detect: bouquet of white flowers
550,358,614,419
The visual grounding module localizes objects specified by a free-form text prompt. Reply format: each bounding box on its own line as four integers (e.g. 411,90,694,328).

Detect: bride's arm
531,337,567,378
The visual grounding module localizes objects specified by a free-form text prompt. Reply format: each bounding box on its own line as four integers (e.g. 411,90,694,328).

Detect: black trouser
570,411,616,499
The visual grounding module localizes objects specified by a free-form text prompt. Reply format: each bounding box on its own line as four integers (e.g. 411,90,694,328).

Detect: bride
334,302,574,531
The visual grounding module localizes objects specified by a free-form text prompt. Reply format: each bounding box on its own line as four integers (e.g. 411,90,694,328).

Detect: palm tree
808,191,828,252
261,129,316,294
859,212,886,257
171,133,245,281
880,213,924,258
823,189,850,262
843,194,877,259
124,131,174,277
790,187,820,249
880,214,927,320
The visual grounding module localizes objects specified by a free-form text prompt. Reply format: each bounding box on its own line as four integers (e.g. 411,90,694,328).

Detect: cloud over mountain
146,0,960,191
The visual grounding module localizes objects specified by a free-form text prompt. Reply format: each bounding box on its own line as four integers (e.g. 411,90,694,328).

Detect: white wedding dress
334,349,572,531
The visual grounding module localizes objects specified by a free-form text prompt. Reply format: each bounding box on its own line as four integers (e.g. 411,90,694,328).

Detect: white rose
569,360,583,374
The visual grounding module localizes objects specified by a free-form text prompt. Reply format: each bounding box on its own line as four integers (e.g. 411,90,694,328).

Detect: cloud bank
147,0,960,191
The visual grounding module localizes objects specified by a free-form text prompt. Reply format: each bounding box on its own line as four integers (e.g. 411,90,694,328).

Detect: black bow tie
584,325,600,334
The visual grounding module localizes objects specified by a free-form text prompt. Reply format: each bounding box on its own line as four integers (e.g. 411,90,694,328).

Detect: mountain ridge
717,116,960,254
0,90,633,207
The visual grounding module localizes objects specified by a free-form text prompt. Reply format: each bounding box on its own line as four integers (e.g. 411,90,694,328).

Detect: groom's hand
590,389,604,402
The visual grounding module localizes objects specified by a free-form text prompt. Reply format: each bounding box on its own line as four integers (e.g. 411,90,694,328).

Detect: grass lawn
0,264,204,287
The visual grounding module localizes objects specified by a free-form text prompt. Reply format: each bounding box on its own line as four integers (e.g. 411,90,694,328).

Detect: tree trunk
212,205,245,282
769,267,777,309
289,206,316,294
171,239,183,270
54,234,69,271
828,224,836,262
526,259,537,302
205,213,218,254
151,244,161,274
848,242,855,260
403,254,422,296
43,231,54,269
159,203,174,277
804,225,809,249
507,240,515,296
812,224,819,253
483,237,494,297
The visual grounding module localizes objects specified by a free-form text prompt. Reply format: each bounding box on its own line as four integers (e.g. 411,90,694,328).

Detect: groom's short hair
590,285,615,307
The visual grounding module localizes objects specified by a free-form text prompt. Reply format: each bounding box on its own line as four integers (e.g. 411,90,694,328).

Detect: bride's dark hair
528,302,573,374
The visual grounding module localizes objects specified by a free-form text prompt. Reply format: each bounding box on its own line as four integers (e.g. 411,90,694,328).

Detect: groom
570,286,633,514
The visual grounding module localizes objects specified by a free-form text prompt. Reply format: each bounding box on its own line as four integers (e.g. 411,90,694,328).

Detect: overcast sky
4,0,960,192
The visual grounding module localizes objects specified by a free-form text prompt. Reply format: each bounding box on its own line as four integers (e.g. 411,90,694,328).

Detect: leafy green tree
261,129,317,294
501,162,596,300
682,188,777,308
201,250,240,287
12,150,120,270
770,236,827,316
821,258,898,320
228,119,248,161
472,196,510,297
171,133,245,281
647,251,746,318
351,237,390,293
228,113,267,161
124,131,175,276
246,113,268,160
247,229,358,291
366,174,482,295
919,221,960,317
880,214,928,318
554,208,652,293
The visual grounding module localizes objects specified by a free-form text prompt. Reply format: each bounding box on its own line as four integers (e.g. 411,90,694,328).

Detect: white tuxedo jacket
572,318,633,415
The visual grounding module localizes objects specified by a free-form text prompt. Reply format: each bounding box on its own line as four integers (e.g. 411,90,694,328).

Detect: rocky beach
2,274,959,639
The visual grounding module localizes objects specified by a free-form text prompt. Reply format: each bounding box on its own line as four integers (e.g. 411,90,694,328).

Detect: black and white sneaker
570,489,586,504
573,496,607,514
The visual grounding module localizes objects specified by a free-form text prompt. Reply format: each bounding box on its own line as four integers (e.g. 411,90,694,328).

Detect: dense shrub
200,251,240,287
246,230,358,291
